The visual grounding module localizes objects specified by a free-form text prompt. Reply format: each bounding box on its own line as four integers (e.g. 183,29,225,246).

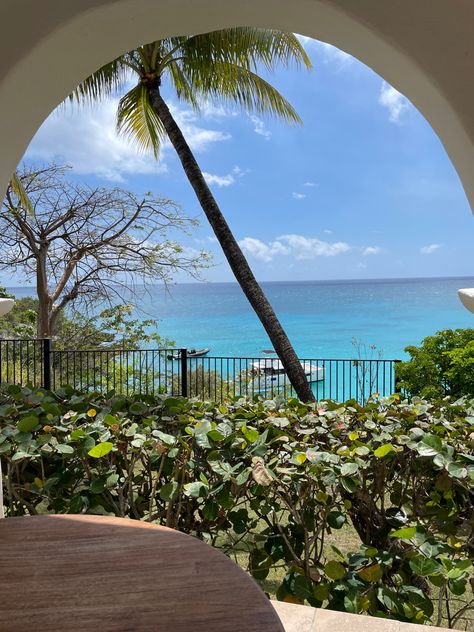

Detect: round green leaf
401,585,434,618
249,548,273,581
389,526,417,540
183,481,208,498
448,578,467,596
417,435,443,457
90,478,106,493
409,555,441,577
325,560,346,580
17,416,39,433
327,511,346,529
374,443,395,458
88,441,113,458
313,582,330,602
341,462,359,476
364,547,378,558
159,481,179,502
447,462,468,479
56,443,74,455
358,563,383,583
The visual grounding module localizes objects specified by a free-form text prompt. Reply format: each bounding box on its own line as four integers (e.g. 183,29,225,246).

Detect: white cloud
303,181,317,187
239,234,351,262
194,235,218,245
26,100,166,182
203,172,235,187
420,243,442,255
323,229,333,235
378,81,410,123
203,165,247,188
362,246,381,256
232,165,248,177
172,107,232,151
238,237,289,262
248,114,272,140
292,192,306,200
25,97,232,182
199,102,238,119
278,234,351,259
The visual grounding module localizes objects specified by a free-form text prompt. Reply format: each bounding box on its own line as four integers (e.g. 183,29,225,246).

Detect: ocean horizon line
5,273,474,291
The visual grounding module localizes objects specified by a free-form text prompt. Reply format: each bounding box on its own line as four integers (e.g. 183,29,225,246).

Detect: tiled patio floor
272,602,449,632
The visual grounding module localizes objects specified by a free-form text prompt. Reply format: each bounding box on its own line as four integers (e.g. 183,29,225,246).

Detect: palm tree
73,29,315,401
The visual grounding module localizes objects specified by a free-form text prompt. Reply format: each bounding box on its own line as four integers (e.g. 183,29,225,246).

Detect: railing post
180,348,188,397
43,338,52,390
394,359,402,393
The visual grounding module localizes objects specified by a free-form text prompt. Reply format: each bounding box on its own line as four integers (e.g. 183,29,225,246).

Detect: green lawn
216,516,473,631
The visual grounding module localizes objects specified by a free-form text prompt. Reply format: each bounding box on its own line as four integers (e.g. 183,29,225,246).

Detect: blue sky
12,37,473,285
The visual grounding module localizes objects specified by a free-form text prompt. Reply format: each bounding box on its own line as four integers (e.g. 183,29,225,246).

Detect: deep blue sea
9,276,474,360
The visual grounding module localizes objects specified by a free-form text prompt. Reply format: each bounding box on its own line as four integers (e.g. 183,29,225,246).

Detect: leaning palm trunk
151,88,314,402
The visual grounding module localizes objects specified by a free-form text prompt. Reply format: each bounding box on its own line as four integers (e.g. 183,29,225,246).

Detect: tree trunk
150,88,315,402
36,248,52,338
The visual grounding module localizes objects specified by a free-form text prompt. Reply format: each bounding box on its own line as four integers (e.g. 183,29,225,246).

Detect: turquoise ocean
9,276,474,360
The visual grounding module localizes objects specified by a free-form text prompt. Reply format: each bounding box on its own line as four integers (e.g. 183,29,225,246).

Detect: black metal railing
0,338,401,403
0,338,45,388
49,347,183,396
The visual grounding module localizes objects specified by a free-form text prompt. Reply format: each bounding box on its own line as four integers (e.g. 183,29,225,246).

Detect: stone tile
271,601,317,632
271,602,450,632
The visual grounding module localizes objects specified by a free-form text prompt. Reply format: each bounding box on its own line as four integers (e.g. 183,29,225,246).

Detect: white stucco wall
0,0,473,208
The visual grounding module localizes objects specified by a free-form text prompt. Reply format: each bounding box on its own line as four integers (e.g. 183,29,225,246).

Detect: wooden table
0,515,284,631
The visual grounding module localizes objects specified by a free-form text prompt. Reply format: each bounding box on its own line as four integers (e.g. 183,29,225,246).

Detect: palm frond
70,57,131,104
116,84,166,157
182,61,302,123
167,61,201,111
10,172,34,216
181,28,311,73
74,27,311,148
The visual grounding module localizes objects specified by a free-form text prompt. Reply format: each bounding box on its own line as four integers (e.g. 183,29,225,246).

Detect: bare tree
0,164,209,337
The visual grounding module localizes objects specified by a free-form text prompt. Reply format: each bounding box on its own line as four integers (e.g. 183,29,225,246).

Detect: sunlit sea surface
9,277,474,360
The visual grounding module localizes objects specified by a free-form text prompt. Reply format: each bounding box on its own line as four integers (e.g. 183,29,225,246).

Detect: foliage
72,29,316,403
396,329,474,399
72,30,311,157
1,164,210,337
0,297,172,349
0,299,174,391
0,296,40,339
0,285,14,299
172,366,232,401
0,388,472,627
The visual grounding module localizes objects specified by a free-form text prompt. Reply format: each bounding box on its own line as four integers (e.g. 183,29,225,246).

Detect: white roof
251,359,284,370
250,359,317,372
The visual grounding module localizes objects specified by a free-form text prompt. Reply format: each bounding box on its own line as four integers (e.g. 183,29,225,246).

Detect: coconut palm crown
73,28,315,401
74,29,310,155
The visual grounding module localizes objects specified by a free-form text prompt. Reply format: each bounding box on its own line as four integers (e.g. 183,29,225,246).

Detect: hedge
0,385,473,627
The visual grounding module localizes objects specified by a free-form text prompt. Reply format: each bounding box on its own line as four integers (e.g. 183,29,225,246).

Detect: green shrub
172,366,233,400
396,328,474,399
0,386,472,627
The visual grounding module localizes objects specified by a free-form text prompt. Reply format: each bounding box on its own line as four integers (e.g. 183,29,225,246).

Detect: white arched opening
0,0,473,210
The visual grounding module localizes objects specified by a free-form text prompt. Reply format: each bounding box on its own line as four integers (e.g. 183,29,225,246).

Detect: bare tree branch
1,163,211,337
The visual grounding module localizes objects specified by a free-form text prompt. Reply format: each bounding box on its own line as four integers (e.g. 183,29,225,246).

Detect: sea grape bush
396,328,474,399
0,385,472,627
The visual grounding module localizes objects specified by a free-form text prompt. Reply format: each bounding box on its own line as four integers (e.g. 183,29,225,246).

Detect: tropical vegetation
73,28,315,402
396,329,474,399
1,164,208,338
1,386,472,628
0,293,169,350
